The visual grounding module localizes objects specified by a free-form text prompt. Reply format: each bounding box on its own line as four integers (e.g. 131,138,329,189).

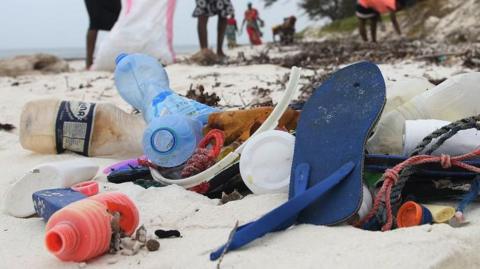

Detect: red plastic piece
71,181,99,197
181,129,225,178
188,181,210,194
198,129,225,159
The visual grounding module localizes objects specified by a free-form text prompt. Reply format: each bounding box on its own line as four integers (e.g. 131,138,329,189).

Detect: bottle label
152,129,175,153
151,92,218,124
55,101,96,156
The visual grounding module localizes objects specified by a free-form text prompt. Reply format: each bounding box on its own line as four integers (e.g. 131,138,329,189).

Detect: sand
1,52,479,268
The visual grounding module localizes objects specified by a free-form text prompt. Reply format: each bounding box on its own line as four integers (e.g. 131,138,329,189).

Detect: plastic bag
93,0,176,71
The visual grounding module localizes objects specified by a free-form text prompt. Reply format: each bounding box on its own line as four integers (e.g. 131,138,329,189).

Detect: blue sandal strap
210,161,355,260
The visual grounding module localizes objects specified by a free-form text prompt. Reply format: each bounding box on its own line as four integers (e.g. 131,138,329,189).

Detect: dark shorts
192,0,234,18
355,4,380,19
85,0,121,31
397,0,415,8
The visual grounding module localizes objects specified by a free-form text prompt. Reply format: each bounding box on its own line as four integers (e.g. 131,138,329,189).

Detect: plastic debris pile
8,52,480,264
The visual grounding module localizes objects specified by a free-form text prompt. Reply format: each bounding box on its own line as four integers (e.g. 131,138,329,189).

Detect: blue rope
456,176,480,214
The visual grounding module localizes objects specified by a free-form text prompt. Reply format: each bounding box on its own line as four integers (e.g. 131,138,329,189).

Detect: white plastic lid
240,130,295,194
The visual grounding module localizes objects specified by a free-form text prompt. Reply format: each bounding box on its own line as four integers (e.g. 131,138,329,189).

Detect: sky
0,0,320,51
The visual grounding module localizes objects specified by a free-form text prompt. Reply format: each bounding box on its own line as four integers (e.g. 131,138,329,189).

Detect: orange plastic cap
397,201,422,228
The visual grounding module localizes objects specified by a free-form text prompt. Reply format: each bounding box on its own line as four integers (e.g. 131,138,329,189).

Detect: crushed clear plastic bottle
115,53,218,167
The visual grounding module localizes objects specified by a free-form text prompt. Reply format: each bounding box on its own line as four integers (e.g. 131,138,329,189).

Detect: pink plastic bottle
44,192,139,262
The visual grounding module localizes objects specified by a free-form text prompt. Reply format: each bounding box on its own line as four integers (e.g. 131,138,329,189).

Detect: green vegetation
402,0,452,37
295,0,454,40
265,0,356,21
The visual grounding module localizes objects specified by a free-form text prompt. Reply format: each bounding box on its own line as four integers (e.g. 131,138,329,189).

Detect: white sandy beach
1,49,480,269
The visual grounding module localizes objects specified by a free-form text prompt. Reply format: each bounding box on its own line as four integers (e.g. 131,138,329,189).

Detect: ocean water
0,44,198,60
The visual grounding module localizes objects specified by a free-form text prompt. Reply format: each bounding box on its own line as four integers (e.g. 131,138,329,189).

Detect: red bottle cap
71,181,99,197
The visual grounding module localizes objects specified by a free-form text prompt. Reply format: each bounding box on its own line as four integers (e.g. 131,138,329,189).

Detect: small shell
146,239,160,252
135,225,147,244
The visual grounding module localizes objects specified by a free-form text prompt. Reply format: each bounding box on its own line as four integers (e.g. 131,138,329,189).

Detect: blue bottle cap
151,128,176,153
115,53,128,65
420,205,433,224
143,115,202,168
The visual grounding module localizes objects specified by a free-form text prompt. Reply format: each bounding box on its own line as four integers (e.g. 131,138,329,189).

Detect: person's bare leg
217,16,227,57
197,15,209,50
390,12,402,35
370,17,378,43
86,29,98,69
358,18,368,42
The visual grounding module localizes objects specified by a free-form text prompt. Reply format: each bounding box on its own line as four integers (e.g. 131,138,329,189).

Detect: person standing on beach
193,0,235,59
84,0,121,69
242,3,264,46
225,14,238,49
356,0,402,43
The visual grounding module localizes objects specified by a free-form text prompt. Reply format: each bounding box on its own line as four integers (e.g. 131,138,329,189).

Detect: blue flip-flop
291,61,386,225
211,62,386,260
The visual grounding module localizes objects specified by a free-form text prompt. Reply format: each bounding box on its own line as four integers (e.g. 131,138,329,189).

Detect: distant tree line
264,0,357,21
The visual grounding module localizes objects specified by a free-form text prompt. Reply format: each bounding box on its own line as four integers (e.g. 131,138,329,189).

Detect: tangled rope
357,114,480,231
410,115,480,156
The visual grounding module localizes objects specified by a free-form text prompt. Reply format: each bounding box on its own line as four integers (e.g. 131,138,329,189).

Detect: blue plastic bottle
114,53,171,121
114,53,218,167
143,115,203,167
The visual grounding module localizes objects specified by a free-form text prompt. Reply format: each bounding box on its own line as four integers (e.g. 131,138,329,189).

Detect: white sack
93,0,176,70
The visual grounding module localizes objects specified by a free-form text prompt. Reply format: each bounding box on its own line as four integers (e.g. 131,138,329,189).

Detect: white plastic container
368,72,480,154
5,159,99,217
19,99,145,157
403,119,480,156
240,130,295,194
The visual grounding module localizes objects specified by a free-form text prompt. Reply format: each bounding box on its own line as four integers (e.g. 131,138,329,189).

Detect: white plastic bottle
403,119,480,156
367,72,480,154
383,76,434,114
5,159,99,217
19,99,145,157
